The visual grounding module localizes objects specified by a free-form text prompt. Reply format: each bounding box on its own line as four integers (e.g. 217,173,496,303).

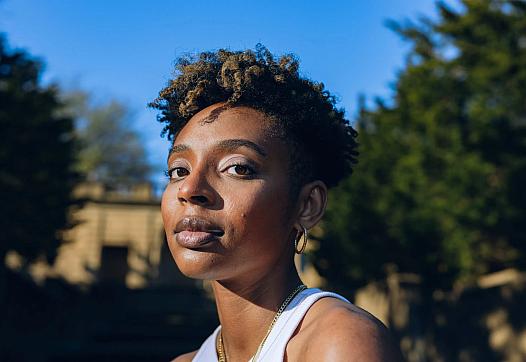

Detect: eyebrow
168,138,267,159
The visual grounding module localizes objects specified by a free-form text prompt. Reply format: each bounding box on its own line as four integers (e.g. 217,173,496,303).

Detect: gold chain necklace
216,284,307,362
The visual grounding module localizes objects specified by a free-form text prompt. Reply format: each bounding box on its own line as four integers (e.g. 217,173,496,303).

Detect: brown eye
169,167,190,180
226,164,254,176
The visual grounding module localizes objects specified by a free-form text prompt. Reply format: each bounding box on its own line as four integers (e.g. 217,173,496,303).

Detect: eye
226,164,255,177
166,167,190,181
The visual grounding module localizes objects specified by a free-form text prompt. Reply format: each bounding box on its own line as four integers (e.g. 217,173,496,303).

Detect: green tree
61,90,152,188
0,36,80,277
313,0,526,293
311,2,526,360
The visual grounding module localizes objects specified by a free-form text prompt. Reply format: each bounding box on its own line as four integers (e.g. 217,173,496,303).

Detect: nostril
208,229,224,237
190,195,209,205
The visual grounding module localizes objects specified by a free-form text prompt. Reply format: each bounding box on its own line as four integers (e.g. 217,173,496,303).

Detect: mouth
174,216,224,249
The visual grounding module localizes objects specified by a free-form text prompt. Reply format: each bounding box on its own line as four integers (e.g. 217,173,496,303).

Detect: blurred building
7,182,192,289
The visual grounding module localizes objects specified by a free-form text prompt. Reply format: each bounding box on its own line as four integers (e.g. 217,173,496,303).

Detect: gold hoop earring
294,225,308,254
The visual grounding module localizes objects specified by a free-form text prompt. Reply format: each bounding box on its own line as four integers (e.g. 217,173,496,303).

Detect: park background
1,0,525,361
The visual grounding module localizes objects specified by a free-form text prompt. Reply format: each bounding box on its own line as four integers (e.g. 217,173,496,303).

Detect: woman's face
161,103,297,283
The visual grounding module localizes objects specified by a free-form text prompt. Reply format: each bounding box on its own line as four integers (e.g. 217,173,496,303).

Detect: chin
171,248,225,280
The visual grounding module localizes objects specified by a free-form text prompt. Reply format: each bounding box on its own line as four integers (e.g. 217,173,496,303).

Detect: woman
151,46,402,361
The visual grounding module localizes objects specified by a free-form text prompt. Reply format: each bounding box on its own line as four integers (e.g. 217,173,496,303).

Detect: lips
174,216,224,249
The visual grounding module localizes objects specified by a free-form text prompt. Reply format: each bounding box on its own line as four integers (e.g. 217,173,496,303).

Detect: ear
294,180,328,230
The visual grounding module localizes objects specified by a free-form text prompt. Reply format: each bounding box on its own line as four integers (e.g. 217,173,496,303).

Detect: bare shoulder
171,350,197,362
288,297,403,362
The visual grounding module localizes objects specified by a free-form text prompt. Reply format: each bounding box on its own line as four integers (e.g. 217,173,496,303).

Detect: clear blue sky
1,0,446,184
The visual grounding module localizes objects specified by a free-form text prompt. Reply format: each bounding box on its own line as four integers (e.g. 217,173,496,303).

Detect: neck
211,259,302,362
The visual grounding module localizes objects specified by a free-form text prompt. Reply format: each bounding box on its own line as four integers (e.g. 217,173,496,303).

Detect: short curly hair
150,44,358,194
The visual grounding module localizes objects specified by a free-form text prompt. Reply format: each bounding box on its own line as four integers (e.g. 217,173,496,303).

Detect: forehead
174,104,278,147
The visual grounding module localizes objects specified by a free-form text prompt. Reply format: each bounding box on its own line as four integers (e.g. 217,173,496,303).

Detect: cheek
225,180,291,248
161,184,179,232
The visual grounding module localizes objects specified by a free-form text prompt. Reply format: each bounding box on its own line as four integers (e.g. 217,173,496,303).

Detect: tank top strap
192,325,220,361
256,288,350,361
192,288,351,362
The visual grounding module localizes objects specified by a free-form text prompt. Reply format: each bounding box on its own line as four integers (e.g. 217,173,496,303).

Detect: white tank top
192,288,350,361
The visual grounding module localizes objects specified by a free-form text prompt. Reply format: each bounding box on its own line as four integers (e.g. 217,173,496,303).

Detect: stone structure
6,182,187,288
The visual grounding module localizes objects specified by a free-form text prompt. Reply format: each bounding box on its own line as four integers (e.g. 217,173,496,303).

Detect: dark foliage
314,0,526,292
311,2,526,359
0,36,80,267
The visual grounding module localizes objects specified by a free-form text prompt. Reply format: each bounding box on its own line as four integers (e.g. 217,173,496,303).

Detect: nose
177,166,216,207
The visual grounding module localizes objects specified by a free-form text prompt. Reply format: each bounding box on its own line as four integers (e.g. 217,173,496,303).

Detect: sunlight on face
161,103,298,284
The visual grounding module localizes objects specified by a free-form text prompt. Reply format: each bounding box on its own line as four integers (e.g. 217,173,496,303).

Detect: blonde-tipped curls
150,44,358,190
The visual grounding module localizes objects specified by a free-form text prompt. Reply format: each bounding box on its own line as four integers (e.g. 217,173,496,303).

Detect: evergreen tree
314,0,526,293
0,36,80,273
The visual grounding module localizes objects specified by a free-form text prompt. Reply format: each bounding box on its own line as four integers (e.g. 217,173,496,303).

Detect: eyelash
164,163,256,181
165,167,189,181
226,163,256,177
